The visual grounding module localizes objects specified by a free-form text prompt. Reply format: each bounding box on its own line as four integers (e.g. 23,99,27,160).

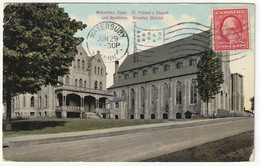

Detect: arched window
84,81,87,88
121,90,125,99
77,59,80,69
101,68,103,75
141,87,145,108
75,79,78,87
190,80,197,104
133,72,138,78
163,83,169,108
176,62,183,69
98,67,100,75
58,76,63,84
23,96,26,107
176,81,182,104
99,81,103,90
82,60,85,70
94,67,97,74
95,81,98,89
143,70,148,76
153,67,158,74
79,79,82,87
45,95,48,107
151,85,157,108
113,91,117,97
131,89,135,110
125,74,129,79
65,76,69,86
31,96,35,107
164,65,170,71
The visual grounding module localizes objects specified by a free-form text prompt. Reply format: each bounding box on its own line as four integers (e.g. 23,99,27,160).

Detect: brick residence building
10,45,111,119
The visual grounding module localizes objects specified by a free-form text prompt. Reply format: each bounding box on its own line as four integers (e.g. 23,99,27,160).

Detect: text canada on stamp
213,8,249,51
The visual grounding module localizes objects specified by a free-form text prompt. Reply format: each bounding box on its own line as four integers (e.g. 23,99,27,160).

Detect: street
3,118,254,161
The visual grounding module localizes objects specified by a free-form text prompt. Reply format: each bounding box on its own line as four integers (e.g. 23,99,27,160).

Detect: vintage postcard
1,1,255,163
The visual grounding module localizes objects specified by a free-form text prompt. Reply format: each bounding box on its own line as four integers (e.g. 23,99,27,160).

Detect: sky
58,3,255,110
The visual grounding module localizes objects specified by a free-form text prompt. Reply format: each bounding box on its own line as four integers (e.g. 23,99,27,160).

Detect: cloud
163,14,197,27
85,14,102,28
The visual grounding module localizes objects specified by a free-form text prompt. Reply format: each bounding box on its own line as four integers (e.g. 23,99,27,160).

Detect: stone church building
108,31,244,120
10,45,111,119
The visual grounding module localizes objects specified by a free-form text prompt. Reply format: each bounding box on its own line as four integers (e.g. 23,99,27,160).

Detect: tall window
151,85,157,107
39,96,41,108
23,96,26,107
98,67,100,75
99,81,103,90
121,90,126,99
131,89,135,110
77,59,80,69
94,67,97,74
58,76,63,84
75,79,78,87
113,91,117,97
95,81,98,89
190,80,197,104
82,60,85,70
84,81,87,88
176,81,182,104
31,96,35,107
79,79,82,87
163,83,169,107
141,87,145,108
101,68,103,75
65,76,69,85
45,95,48,107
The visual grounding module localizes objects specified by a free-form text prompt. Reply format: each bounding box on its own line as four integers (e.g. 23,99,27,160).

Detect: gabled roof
118,30,210,73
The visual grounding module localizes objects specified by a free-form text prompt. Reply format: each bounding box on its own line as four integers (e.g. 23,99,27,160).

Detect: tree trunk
206,101,209,118
5,87,12,131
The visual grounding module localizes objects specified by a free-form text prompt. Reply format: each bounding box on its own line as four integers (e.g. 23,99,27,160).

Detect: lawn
3,119,166,138
144,130,254,162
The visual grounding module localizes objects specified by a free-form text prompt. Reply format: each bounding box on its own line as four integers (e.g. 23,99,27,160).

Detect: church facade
10,45,111,119
108,31,244,120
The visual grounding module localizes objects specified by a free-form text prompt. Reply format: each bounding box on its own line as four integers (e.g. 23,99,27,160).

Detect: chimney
113,61,119,84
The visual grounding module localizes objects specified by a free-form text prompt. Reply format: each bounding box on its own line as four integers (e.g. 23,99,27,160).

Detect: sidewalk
3,117,250,148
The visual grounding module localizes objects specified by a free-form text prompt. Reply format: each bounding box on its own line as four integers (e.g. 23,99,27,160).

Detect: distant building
108,31,244,119
11,45,111,119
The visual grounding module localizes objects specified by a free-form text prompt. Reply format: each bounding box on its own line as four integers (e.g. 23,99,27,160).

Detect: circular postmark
86,21,129,63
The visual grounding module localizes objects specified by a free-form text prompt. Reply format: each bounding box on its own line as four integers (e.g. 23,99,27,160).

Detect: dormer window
143,70,148,76
176,62,183,69
153,67,158,74
125,74,129,79
133,72,138,78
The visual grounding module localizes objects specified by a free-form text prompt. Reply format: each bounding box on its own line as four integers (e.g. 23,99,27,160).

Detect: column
169,80,173,119
156,84,161,119
145,85,149,119
135,88,139,119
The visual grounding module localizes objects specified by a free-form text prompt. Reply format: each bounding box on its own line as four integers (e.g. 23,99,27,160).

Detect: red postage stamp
213,8,249,51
